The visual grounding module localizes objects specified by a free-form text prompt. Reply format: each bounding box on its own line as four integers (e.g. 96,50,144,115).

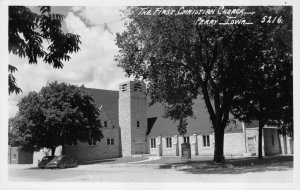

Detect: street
8,156,293,183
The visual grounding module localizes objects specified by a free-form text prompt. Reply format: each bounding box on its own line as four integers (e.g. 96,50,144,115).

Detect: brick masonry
119,81,147,156
63,107,121,162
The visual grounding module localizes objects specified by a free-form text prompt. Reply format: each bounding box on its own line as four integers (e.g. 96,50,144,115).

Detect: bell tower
119,81,147,156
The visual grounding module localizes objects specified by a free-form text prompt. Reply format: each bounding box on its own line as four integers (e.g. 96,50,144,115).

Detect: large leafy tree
8,114,27,147
115,6,291,163
231,7,292,159
11,81,103,155
9,6,81,94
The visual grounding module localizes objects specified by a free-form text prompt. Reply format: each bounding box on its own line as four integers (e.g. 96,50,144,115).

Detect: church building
60,80,290,162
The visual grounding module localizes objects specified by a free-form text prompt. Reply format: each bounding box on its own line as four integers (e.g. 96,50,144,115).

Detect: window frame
150,138,156,148
107,138,115,145
202,135,210,147
183,136,190,144
166,137,172,148
88,138,97,146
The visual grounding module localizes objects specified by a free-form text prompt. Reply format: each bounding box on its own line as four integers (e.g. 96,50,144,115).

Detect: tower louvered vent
122,84,128,92
134,83,142,92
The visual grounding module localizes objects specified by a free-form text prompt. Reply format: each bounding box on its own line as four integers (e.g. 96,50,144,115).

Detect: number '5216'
261,16,283,24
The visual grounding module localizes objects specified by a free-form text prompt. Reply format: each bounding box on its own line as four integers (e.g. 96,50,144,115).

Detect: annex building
58,81,292,162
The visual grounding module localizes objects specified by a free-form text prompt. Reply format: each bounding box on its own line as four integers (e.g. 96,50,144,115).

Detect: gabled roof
146,96,243,137
84,87,243,138
85,88,119,126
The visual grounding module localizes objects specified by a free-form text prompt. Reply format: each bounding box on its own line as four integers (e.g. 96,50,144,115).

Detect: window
203,135,210,147
88,138,97,146
137,121,140,128
166,137,172,148
271,135,274,146
184,136,190,143
104,121,108,127
12,154,17,160
151,138,156,148
107,138,114,145
68,140,77,146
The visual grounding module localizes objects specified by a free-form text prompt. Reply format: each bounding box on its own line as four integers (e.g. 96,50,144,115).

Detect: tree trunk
51,147,56,156
258,121,264,159
213,127,225,163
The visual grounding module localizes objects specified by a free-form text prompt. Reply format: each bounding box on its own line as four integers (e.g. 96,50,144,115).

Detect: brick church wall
63,108,121,162
63,127,121,162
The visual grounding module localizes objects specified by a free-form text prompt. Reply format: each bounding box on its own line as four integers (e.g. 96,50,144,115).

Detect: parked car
38,156,55,169
39,155,78,169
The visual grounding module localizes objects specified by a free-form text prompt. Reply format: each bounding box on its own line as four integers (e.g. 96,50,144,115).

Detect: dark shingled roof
244,120,259,128
84,88,243,137
146,97,243,137
85,88,119,126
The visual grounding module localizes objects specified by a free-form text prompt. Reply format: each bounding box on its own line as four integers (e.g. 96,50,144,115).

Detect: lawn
157,155,293,175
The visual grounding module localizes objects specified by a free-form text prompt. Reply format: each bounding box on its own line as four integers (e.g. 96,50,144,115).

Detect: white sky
8,6,132,118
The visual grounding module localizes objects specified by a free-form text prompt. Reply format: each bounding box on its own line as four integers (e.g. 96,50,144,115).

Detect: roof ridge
85,87,118,93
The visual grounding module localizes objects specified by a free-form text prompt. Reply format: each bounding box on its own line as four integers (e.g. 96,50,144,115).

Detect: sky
8,6,132,118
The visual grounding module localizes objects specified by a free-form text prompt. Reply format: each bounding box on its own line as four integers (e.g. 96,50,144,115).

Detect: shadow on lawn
159,155,293,175
79,159,115,165
24,159,116,169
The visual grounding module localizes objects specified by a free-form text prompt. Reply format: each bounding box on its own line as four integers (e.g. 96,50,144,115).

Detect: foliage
10,81,103,154
230,7,292,158
8,114,27,147
9,6,81,94
115,6,292,163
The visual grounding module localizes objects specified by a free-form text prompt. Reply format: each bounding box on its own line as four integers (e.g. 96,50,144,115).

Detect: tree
9,6,81,94
8,114,27,147
231,7,292,159
12,81,103,155
115,6,291,163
